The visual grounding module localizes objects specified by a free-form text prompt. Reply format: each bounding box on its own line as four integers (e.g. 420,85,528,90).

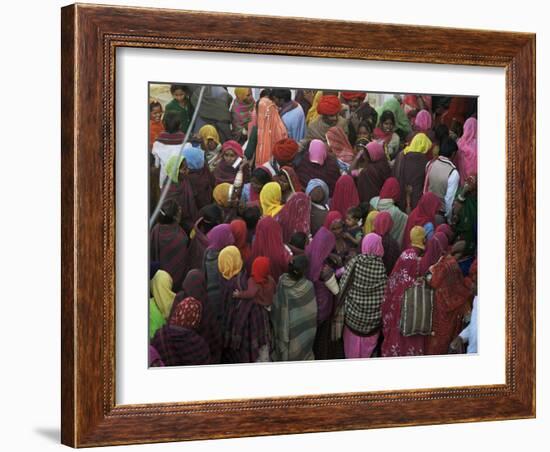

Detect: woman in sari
455,117,478,185
363,210,379,235
326,126,356,169
425,235,471,355
405,109,436,157
306,178,330,235
376,96,412,141
271,255,318,361
296,139,341,196
336,233,387,358
212,182,238,223
220,246,271,363
198,124,222,169
231,87,255,144
276,165,302,202
182,144,216,212
354,141,392,205
380,226,427,357
165,155,199,231
213,140,249,185
240,167,272,207
150,199,189,290
255,96,288,167
149,270,176,340
372,110,401,160
330,174,360,218
249,216,291,282
402,191,441,250
392,132,432,212
369,177,408,247
185,204,223,272
151,296,211,366
203,224,235,330
305,227,340,360
452,175,478,258
230,219,252,263
170,270,223,364
259,181,284,217
374,212,401,275
276,192,311,243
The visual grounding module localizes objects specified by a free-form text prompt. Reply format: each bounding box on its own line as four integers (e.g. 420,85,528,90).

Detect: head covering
206,224,234,251
218,245,243,280
330,175,360,217
170,296,202,329
410,226,426,250
221,140,244,158
379,177,400,202
414,109,432,132
256,96,288,167
419,232,447,274
165,154,184,183
230,219,250,261
326,126,355,165
259,181,284,217
376,97,412,135
456,117,478,184
234,87,252,102
251,256,271,285
275,192,311,243
198,124,220,147
373,211,394,237
273,138,299,163
435,223,454,243
424,222,435,240
212,183,232,207
151,270,176,319
250,216,289,282
308,139,328,165
433,231,449,253
181,269,207,302
402,192,440,250
306,179,330,205
341,91,366,101
362,232,384,256
366,141,386,162
403,132,432,155
280,166,302,193
363,210,380,234
324,210,343,229
305,227,336,282
182,144,205,170
317,95,342,116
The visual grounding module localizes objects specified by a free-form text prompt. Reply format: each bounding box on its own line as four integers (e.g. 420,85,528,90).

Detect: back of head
271,88,292,102
439,136,458,158
242,206,262,230
158,199,179,224
289,231,308,250
163,111,181,134
288,255,309,281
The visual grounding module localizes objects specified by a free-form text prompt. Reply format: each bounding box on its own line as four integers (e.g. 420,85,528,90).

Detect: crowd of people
148,85,478,367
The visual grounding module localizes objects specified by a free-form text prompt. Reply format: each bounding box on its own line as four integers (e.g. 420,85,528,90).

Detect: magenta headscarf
373,211,394,237
414,109,432,132
221,140,244,158
305,226,336,282
309,139,328,165
206,224,235,251
362,233,384,256
435,223,454,243
366,141,386,162
323,210,343,229
456,117,478,184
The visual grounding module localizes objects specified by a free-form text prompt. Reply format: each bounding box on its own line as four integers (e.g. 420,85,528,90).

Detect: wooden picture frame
61,3,536,447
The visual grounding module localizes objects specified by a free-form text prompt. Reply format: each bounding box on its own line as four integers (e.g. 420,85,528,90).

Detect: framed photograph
61,3,536,447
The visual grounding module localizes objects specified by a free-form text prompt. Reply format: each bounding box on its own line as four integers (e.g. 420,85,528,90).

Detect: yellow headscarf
363,210,379,234
165,155,184,183
199,125,220,148
260,182,284,217
403,132,432,155
213,183,232,208
218,245,243,280
306,90,323,125
410,225,426,250
234,87,252,102
151,270,176,319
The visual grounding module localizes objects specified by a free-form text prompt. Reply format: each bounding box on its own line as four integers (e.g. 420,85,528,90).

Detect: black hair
199,204,222,233
346,206,363,220
379,110,396,125
357,120,373,134
149,101,163,112
162,111,181,134
242,206,262,230
271,88,292,102
450,119,464,139
289,232,308,250
359,202,370,220
158,199,179,224
288,255,309,280
251,167,272,186
259,88,272,99
170,84,189,94
439,136,458,158
434,124,450,144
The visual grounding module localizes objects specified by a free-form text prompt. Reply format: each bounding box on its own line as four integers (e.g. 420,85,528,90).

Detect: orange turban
316,95,341,116
272,138,299,163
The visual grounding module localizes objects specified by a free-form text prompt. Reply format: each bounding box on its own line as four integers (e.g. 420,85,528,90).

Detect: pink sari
381,247,426,357
275,192,311,243
455,117,478,185
326,126,355,164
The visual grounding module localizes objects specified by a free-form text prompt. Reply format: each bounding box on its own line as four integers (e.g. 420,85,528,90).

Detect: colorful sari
402,192,441,250
296,140,342,196
326,126,356,165
256,97,288,167
456,117,478,185
150,222,189,291
249,216,291,282
275,192,311,243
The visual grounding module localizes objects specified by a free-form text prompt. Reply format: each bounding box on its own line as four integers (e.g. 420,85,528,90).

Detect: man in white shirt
423,137,460,222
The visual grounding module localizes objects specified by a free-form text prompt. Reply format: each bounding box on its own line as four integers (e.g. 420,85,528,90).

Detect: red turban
222,140,244,158
272,138,299,163
341,91,366,101
317,95,342,116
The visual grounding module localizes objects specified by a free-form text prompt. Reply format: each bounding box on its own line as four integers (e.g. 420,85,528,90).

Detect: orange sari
255,97,288,166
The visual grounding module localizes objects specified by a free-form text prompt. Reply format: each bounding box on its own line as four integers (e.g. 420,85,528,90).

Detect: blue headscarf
305,178,330,205
423,222,435,240
182,144,205,170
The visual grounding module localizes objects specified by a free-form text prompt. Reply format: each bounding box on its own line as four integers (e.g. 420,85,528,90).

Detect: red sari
381,247,426,357
249,216,291,282
275,192,311,243
330,175,360,217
